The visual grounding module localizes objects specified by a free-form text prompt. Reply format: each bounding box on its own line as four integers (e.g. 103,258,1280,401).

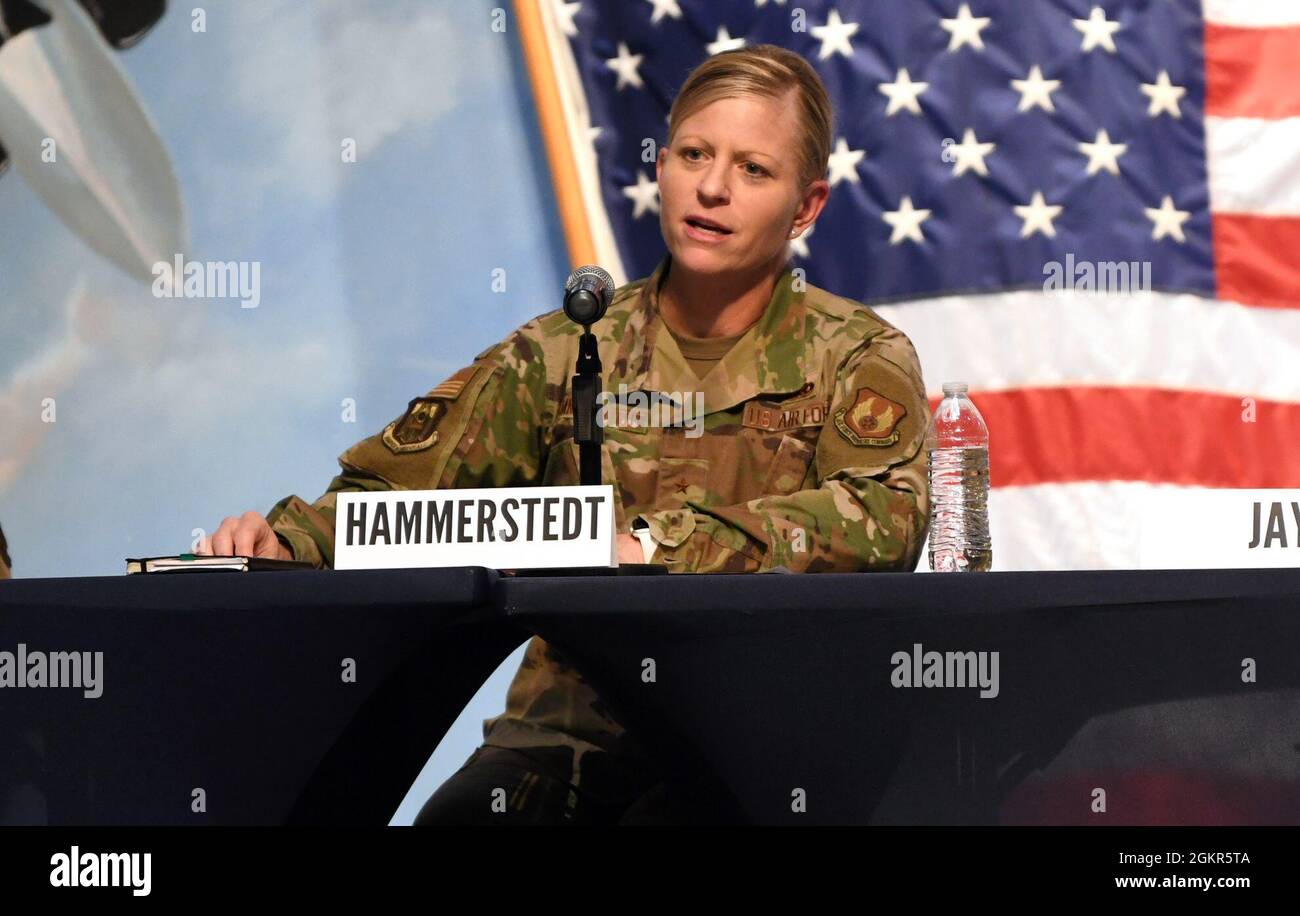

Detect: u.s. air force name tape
333,485,616,570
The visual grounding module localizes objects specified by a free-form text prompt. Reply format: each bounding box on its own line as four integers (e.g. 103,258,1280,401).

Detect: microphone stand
545,268,664,576
572,329,603,487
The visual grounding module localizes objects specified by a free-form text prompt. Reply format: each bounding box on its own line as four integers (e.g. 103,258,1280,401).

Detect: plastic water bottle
925,382,992,572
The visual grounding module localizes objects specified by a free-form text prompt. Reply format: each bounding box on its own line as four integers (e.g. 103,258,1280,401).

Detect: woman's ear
795,178,831,228
655,144,667,183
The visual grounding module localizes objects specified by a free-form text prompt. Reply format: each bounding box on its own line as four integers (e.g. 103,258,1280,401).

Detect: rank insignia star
834,387,907,446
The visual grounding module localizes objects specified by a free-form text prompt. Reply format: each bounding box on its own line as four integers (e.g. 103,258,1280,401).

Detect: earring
789,228,799,237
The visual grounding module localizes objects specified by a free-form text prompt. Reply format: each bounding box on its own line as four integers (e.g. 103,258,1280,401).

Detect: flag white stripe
1203,0,1300,28
872,290,1300,403
1206,116,1300,216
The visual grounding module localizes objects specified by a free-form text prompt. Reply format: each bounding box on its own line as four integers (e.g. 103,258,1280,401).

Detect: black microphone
563,265,615,325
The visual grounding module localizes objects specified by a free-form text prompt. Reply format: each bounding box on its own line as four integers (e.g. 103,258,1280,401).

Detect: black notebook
125,554,316,574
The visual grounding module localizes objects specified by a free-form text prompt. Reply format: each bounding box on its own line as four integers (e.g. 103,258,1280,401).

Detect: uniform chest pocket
760,432,817,497
541,418,629,530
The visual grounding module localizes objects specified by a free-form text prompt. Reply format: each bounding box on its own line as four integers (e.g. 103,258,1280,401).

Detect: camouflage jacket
267,255,931,768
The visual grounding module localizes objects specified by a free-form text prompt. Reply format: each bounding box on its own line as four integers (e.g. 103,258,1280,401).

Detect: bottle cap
942,382,968,397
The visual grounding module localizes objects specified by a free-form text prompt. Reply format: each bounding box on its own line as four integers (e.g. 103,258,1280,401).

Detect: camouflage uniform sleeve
635,328,931,573
265,323,552,569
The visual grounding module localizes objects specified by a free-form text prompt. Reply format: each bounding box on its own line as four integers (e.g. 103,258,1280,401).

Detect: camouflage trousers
413,744,696,825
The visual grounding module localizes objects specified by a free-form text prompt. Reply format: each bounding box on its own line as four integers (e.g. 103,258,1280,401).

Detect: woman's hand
197,511,293,560
616,532,646,565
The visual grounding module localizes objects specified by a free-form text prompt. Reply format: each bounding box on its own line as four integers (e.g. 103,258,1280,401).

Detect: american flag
517,0,1300,572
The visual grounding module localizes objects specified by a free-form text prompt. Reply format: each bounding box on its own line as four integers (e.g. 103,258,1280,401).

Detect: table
503,568,1300,824
4,566,1298,824
0,568,521,824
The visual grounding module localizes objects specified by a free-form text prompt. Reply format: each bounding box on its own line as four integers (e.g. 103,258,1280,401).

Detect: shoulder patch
380,366,479,454
834,387,906,446
817,342,929,480
382,398,445,453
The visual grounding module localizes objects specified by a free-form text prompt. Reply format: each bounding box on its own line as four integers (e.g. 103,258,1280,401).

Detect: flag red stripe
927,386,1300,488
1205,24,1300,118
1212,213,1300,310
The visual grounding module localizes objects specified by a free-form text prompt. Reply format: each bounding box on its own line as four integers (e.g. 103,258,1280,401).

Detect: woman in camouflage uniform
201,45,931,824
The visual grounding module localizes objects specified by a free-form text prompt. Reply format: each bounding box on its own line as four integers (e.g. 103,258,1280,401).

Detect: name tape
334,485,616,570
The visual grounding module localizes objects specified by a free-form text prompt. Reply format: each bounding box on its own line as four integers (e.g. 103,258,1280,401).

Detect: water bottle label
833,385,907,447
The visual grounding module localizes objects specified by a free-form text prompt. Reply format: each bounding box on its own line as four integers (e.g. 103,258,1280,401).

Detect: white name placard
334,485,616,570
1139,488,1300,569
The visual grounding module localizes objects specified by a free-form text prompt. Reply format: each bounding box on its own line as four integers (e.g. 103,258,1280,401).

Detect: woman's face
656,91,828,279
